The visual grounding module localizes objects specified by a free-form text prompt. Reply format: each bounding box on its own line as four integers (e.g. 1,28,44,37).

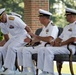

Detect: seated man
37,7,76,75
17,9,58,75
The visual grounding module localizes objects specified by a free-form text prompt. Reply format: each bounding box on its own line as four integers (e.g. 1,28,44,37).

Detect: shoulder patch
8,16,15,20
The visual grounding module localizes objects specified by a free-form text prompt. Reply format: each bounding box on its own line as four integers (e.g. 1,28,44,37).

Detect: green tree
0,30,3,41
0,0,24,19
49,0,76,27
0,0,24,40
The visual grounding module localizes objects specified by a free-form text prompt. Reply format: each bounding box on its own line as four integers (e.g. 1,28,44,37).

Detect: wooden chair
32,27,76,75
54,44,76,75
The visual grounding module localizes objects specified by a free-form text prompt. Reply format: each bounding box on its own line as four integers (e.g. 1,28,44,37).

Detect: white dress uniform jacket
37,21,76,75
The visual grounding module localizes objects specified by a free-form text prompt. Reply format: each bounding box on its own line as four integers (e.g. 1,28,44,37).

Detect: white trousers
3,34,27,70
17,45,45,68
0,43,13,69
37,46,75,75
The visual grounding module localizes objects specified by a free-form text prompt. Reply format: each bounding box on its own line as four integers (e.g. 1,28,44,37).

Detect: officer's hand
50,41,55,46
24,37,31,43
54,41,62,47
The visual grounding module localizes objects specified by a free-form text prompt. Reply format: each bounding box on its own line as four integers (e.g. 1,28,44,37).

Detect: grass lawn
54,61,76,74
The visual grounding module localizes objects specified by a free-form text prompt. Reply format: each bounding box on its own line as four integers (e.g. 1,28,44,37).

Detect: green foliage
0,0,24,19
49,0,76,27
0,29,3,41
61,0,76,9
0,0,24,40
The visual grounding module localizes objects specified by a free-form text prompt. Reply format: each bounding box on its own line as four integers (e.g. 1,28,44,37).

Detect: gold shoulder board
8,16,15,20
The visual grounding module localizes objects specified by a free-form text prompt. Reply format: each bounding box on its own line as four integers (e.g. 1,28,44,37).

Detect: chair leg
69,55,74,75
69,61,74,75
67,44,74,75
15,56,22,71
56,61,63,75
36,69,38,75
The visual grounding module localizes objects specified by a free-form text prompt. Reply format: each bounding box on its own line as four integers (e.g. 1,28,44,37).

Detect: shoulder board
8,16,15,20
51,23,55,26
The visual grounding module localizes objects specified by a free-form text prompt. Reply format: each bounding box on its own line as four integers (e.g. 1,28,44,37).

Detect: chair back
35,28,42,35
35,27,63,37
58,27,63,36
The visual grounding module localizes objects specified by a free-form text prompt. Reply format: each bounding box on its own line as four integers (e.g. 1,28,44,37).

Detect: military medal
46,29,49,34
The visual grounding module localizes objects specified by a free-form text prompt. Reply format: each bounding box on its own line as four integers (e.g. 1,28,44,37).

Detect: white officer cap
65,7,76,15
10,12,22,18
0,8,5,15
38,9,52,17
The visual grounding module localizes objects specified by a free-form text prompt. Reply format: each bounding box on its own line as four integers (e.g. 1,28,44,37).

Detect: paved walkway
54,73,75,75
38,70,76,75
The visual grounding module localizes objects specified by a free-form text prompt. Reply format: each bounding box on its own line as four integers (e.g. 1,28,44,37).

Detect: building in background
24,0,49,32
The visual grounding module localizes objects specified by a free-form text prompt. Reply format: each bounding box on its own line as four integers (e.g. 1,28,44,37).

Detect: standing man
0,8,32,74
17,9,58,75
37,7,76,75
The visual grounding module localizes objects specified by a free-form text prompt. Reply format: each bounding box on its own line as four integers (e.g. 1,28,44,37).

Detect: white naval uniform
37,21,76,75
0,15,30,70
17,21,58,68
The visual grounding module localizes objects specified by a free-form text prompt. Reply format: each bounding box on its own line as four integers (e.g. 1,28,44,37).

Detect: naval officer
37,7,76,75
